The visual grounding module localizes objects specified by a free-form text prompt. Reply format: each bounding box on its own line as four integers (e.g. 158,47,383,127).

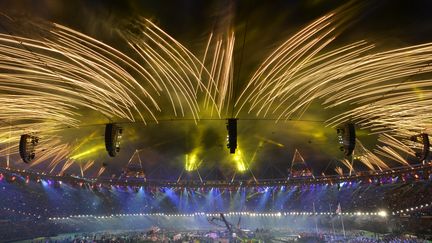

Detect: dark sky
1,0,432,179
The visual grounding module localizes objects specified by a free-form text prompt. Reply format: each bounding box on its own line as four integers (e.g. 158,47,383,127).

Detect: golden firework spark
0,15,222,174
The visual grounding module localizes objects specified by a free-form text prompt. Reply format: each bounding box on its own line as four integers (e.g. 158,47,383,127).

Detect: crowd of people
385,182,432,212
16,230,432,243
338,235,429,243
17,229,259,242
1,175,431,242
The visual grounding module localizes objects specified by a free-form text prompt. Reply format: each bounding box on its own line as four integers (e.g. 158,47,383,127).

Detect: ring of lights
1,163,431,189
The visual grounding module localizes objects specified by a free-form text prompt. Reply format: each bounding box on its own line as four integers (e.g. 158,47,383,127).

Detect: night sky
1,0,432,180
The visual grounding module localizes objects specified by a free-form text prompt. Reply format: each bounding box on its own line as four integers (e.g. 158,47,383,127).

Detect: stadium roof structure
1,0,432,182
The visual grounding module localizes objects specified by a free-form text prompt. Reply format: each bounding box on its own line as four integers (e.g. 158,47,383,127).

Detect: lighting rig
47,210,391,221
2,162,431,190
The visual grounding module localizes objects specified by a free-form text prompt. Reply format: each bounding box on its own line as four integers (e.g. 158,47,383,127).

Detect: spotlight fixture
19,134,39,164
410,133,430,162
105,123,123,157
226,118,237,154
337,123,356,157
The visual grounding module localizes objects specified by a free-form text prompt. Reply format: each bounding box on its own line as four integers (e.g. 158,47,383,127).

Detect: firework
0,15,222,174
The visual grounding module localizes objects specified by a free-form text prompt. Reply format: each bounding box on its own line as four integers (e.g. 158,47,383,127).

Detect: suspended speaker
344,123,356,156
337,123,356,157
411,133,430,161
19,134,38,164
105,123,123,157
226,118,237,154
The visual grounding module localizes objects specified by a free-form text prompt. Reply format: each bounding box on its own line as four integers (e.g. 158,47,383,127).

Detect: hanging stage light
19,134,39,164
226,118,237,154
337,123,356,157
105,123,123,157
410,133,430,162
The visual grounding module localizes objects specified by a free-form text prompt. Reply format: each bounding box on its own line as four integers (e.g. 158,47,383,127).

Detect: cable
230,3,252,118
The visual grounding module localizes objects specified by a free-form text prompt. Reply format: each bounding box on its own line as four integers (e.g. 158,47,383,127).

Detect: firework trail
0,15,221,174
235,2,365,118
118,17,222,119
2,1,431,176
235,2,432,141
201,31,235,116
335,166,344,176
232,2,432,170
